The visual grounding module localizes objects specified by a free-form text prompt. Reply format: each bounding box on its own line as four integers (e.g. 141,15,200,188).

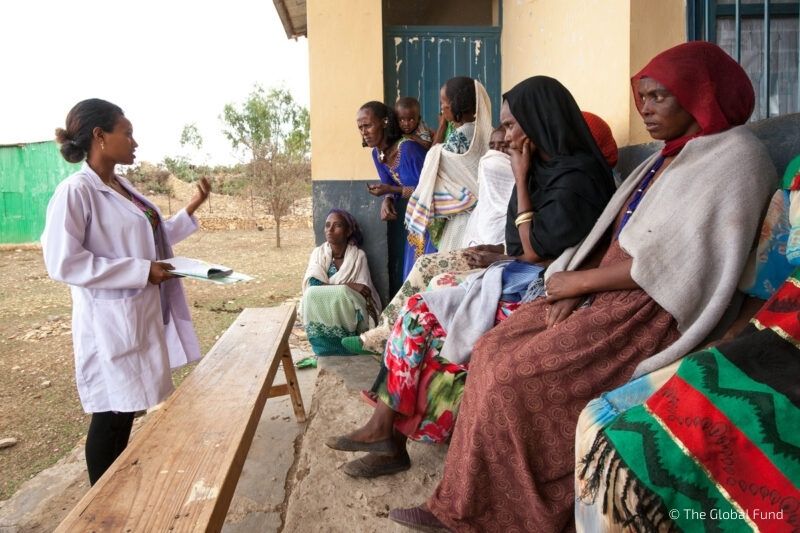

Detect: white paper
166,256,234,279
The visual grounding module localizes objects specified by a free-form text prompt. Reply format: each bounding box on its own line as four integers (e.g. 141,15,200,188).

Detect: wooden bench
55,304,306,533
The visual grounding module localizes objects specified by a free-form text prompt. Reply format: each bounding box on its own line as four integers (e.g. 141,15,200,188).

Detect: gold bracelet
402,186,414,199
515,212,534,227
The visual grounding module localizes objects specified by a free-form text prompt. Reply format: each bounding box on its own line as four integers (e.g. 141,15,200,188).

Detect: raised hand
186,177,212,216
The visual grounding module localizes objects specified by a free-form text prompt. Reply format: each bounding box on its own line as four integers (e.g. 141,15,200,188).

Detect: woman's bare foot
340,400,395,444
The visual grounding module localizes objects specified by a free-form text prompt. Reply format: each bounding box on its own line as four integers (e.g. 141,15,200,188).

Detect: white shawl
463,149,516,247
405,80,492,239
302,243,382,314
545,126,776,378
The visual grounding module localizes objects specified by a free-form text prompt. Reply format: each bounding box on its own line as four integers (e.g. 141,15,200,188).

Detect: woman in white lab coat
42,99,211,484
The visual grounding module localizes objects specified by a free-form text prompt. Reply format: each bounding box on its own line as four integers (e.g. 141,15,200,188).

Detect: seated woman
301,209,381,355
349,111,620,356
461,126,514,249
387,41,777,532
359,102,436,293
326,76,617,478
575,157,800,531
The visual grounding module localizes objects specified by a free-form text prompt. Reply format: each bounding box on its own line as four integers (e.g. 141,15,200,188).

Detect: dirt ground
0,184,315,501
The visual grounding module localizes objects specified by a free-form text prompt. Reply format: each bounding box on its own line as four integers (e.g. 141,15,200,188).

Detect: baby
395,96,433,150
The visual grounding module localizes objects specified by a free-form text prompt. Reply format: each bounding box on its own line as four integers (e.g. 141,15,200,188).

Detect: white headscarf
405,79,492,239
463,149,515,248
302,242,382,314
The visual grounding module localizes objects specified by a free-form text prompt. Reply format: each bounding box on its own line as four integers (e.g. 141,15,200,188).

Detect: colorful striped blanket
577,270,800,532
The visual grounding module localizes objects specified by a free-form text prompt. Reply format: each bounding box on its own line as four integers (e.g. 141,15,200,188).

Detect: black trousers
85,411,135,485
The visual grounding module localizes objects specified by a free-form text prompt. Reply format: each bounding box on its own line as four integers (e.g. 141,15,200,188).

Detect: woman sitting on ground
576,157,800,531
387,41,776,532
326,76,616,479
301,209,381,355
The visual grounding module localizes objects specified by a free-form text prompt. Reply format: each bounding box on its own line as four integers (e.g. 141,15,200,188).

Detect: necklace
616,156,666,238
378,143,397,164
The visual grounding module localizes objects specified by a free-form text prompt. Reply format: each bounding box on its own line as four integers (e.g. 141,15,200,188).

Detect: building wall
304,0,688,299
307,0,384,184
628,0,687,144
501,0,686,147
0,141,79,244
306,0,393,300
383,0,495,26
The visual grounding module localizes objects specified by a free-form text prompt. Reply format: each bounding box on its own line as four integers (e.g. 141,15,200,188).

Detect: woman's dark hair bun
56,98,124,163
55,127,85,163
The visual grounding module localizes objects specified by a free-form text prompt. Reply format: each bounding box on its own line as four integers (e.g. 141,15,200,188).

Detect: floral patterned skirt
361,249,478,353
376,293,518,443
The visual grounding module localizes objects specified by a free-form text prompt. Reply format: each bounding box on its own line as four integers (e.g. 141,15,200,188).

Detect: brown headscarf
632,41,755,156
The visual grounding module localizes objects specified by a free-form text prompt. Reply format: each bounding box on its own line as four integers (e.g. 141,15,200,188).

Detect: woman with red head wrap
389,42,777,532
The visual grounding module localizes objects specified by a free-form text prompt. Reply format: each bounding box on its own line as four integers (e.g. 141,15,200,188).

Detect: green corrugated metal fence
0,141,79,244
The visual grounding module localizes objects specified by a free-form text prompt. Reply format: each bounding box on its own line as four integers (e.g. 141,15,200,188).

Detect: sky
0,0,309,166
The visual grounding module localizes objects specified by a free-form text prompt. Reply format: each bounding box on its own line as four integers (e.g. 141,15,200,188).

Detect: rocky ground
0,179,448,532
0,181,314,501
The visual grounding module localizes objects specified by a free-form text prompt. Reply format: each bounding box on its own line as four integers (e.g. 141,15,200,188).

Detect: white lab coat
41,163,202,413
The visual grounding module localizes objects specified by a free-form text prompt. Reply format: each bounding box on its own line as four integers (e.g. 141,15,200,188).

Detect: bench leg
280,342,307,423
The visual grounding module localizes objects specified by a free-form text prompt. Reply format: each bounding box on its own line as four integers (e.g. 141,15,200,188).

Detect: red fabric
582,111,619,168
648,376,796,532
632,41,754,156
752,275,800,342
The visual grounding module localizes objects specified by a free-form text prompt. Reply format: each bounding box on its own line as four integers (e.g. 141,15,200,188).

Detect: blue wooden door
383,26,502,129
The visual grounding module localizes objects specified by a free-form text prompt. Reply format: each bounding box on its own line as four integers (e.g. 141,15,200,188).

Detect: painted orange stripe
648,376,798,531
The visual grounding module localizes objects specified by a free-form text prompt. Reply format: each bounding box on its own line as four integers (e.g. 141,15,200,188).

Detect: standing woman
358,101,436,292
42,99,211,484
406,77,492,253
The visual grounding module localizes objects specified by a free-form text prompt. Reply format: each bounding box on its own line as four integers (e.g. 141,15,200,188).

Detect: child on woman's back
395,96,433,150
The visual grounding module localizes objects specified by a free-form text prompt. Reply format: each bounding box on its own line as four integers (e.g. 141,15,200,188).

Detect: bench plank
56,304,303,533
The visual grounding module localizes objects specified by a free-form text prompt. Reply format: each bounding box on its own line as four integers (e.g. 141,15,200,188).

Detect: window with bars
688,0,800,120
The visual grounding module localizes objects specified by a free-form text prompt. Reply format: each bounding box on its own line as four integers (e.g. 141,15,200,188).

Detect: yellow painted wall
305,0,687,183
307,0,383,181
501,0,686,147
628,0,687,144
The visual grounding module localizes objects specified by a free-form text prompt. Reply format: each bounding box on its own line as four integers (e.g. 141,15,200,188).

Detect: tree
221,85,311,247
124,162,174,214
180,123,203,153
254,154,310,248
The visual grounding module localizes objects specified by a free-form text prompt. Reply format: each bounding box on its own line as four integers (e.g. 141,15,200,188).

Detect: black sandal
341,451,411,478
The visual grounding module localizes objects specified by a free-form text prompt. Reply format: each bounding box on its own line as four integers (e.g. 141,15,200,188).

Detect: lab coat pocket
92,284,163,378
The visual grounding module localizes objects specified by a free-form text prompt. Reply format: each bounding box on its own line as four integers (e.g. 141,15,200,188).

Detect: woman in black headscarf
324,76,615,479
466,75,616,268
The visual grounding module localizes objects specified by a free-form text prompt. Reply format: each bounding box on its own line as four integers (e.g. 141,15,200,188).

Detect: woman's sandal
388,505,449,532
359,389,378,408
324,434,399,455
342,450,411,478
340,336,377,355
